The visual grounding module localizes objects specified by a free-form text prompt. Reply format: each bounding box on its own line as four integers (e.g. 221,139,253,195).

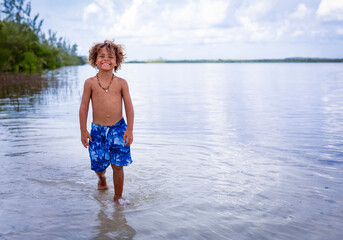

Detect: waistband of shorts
91,118,125,130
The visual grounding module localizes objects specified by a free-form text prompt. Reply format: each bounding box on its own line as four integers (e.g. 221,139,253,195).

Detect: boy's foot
113,196,130,206
97,180,109,190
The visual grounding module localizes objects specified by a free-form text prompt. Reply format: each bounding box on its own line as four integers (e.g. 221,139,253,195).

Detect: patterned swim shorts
89,118,132,172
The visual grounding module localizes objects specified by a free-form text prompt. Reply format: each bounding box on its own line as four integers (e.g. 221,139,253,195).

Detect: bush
0,0,83,72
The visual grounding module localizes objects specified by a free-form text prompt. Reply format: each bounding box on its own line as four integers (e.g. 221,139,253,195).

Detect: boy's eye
98,55,113,58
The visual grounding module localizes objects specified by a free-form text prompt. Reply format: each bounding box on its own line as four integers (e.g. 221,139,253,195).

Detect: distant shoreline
126,58,343,63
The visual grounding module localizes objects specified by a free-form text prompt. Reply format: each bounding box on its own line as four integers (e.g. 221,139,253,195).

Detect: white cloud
78,0,343,59
161,0,230,28
115,0,158,31
235,0,274,21
291,4,311,19
83,0,117,26
317,0,343,21
31,0,343,59
276,20,290,39
82,0,231,45
292,30,304,37
83,3,101,21
238,17,271,41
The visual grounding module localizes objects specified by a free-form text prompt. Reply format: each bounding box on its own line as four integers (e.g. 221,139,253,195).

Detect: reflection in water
93,192,136,240
0,66,81,112
0,73,52,111
0,73,50,98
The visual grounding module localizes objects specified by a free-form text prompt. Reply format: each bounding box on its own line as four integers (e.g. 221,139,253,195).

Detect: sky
25,0,343,60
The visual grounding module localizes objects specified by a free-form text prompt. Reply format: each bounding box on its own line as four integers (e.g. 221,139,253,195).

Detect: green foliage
2,0,43,33
0,0,84,72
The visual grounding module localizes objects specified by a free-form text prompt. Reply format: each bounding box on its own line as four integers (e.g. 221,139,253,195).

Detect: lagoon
0,63,343,239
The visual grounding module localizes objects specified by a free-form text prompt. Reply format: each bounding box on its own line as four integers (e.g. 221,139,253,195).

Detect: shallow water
0,63,343,239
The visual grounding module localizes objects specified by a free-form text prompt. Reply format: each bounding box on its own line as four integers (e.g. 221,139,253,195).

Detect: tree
2,0,43,33
0,0,83,72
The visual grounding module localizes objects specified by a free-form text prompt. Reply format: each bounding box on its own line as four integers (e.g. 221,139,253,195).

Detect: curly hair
88,40,126,72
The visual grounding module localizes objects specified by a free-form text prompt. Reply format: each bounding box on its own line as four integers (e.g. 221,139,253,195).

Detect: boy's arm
79,79,92,148
121,79,134,146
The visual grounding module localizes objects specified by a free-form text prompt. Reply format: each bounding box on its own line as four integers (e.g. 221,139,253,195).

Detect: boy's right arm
79,79,92,148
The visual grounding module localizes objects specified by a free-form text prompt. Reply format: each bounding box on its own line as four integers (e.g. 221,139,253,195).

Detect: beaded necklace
96,73,114,93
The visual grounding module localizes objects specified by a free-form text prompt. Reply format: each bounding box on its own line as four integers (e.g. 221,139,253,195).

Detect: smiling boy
79,40,134,205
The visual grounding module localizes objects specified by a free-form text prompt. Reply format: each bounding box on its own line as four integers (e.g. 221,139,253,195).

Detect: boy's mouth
101,62,111,66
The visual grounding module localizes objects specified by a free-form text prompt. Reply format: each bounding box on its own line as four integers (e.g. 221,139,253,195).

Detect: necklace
96,73,114,93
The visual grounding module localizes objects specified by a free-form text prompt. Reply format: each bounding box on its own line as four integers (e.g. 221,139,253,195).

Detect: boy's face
96,47,117,71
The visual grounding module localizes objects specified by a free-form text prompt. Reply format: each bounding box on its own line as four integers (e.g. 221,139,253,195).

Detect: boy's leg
96,170,109,190
111,164,124,203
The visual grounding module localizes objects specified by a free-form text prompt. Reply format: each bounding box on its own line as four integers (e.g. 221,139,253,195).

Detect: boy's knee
96,170,106,175
111,164,123,171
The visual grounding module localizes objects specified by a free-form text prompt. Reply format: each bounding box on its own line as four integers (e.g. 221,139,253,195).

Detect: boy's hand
81,130,92,148
123,130,133,146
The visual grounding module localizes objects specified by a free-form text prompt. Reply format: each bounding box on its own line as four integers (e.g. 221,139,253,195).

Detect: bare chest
91,81,122,103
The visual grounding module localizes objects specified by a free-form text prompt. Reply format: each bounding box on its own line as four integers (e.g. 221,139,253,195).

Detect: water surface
0,63,343,239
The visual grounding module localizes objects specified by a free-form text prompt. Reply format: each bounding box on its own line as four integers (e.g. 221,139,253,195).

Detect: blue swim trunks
89,118,132,172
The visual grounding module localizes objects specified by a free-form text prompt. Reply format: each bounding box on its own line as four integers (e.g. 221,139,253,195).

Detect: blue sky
29,0,343,60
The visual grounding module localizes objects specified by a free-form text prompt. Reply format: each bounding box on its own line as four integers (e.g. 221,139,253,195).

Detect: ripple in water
0,63,343,239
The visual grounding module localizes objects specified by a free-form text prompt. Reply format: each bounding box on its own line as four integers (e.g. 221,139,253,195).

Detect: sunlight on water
0,63,343,239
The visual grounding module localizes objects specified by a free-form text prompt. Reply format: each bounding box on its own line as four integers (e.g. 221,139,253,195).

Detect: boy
79,40,134,205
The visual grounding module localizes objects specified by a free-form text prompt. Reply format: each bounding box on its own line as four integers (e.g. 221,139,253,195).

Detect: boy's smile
96,48,117,71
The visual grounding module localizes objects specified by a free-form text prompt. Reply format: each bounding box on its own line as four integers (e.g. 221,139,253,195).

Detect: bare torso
89,75,123,126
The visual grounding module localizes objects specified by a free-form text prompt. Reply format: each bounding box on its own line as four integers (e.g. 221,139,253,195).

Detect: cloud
30,0,343,59
317,0,343,21
82,0,117,28
83,3,101,21
291,3,312,19
82,0,231,45
161,0,230,28
235,0,275,22
81,0,343,48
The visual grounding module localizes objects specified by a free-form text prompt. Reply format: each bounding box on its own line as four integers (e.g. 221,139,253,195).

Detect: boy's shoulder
85,75,97,83
115,75,126,82
84,76,97,87
116,76,129,87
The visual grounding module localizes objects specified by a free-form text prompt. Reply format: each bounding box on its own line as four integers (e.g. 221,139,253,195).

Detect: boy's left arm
121,79,134,145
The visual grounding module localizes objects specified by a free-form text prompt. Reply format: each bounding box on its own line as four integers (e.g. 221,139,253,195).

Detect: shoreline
126,58,343,64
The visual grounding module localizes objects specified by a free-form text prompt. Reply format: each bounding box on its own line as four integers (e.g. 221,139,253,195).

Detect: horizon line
125,57,343,63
